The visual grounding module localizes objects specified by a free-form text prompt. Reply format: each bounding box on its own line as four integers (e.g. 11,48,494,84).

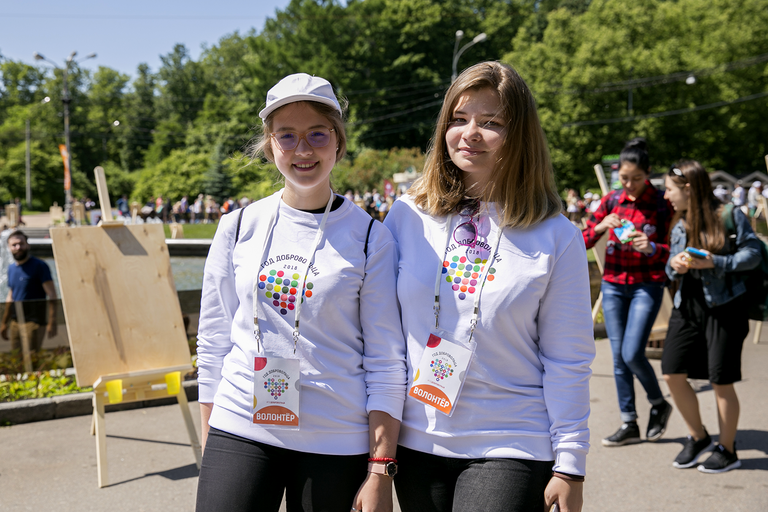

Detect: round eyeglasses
271,128,335,151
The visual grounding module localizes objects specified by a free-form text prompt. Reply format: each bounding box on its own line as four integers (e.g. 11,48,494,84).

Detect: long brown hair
408,61,562,228
667,160,725,252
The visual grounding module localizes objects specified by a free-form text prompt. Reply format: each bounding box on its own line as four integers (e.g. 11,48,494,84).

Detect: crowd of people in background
564,178,768,228
105,188,402,226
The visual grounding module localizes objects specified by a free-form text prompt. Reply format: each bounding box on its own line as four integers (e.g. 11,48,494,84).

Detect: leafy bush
0,346,73,375
0,371,91,403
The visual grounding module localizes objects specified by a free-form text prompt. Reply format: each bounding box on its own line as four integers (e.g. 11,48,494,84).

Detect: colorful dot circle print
441,255,495,300
264,377,289,398
258,270,313,315
430,359,454,380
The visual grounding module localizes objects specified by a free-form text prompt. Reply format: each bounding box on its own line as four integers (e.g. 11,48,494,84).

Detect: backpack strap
364,218,375,258
234,206,246,244
234,200,375,257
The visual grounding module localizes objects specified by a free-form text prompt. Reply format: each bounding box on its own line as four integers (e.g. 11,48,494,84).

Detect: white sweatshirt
197,191,407,455
384,195,595,476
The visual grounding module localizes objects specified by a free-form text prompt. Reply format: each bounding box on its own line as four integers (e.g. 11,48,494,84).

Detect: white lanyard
252,192,334,354
433,211,504,343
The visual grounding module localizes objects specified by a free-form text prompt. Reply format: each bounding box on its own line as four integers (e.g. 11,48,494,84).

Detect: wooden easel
170,223,184,239
49,202,64,225
72,201,86,226
51,166,201,488
5,203,19,227
590,165,673,350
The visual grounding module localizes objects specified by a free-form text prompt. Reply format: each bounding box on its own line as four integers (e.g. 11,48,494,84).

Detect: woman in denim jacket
662,160,761,474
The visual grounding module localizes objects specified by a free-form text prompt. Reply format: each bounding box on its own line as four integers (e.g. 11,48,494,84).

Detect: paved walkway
1,332,767,511
1,211,52,229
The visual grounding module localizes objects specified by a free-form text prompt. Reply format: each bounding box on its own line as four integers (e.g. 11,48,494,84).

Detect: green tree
87,66,129,167
203,144,232,204
333,147,424,194
506,0,768,189
119,63,157,171
132,149,208,203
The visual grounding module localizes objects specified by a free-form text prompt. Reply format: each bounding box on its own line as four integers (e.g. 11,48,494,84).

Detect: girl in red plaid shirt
582,138,674,447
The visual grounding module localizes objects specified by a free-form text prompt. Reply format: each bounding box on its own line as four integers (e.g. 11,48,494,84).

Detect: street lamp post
451,31,487,82
25,119,31,208
24,96,52,209
33,51,96,219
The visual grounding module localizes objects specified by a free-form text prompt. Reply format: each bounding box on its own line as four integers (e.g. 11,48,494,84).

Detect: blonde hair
249,100,348,163
409,61,562,228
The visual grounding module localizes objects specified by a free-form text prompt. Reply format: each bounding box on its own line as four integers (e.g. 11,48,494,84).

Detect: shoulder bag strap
364,218,375,258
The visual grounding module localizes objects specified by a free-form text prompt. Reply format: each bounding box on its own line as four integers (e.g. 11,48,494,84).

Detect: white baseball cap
754,181,762,188
259,73,341,120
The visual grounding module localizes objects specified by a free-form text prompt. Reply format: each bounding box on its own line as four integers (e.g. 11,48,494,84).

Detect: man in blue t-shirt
1,231,58,352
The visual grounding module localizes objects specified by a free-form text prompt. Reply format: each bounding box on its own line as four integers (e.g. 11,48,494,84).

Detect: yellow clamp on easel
165,371,181,395
105,379,123,404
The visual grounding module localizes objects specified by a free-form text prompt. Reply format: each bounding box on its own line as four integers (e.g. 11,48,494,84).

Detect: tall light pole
33,51,96,218
25,119,31,208
24,97,52,209
451,31,487,82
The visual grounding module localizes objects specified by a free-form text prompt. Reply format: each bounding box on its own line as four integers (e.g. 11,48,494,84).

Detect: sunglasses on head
271,128,335,151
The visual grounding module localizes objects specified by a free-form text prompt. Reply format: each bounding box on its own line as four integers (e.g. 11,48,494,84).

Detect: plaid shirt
582,182,671,285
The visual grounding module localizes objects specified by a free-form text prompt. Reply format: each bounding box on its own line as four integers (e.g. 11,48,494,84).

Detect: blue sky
0,0,293,80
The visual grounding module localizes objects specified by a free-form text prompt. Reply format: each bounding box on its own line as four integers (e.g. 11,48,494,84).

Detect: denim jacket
666,208,762,308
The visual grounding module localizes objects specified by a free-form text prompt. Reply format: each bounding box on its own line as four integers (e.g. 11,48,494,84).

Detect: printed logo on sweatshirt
258,268,314,316
441,254,497,301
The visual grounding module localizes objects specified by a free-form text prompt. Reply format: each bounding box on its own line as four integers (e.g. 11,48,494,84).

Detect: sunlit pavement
1,327,767,511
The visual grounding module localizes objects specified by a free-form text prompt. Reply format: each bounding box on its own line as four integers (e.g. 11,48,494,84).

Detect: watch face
386,462,398,477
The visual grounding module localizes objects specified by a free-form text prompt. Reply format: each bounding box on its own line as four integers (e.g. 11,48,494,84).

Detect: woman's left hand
628,231,653,255
544,477,583,512
682,251,715,270
351,473,393,512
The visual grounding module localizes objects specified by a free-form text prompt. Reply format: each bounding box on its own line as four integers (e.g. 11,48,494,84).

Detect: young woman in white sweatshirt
384,62,595,512
195,73,407,512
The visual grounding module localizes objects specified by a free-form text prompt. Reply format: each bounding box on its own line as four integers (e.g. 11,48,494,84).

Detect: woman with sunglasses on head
661,161,760,473
383,62,594,512
195,73,407,512
582,138,674,447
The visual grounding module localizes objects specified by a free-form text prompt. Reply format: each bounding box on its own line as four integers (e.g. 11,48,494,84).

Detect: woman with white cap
195,73,407,512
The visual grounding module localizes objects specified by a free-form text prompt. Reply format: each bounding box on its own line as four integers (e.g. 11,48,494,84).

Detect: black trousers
196,427,368,512
394,445,554,512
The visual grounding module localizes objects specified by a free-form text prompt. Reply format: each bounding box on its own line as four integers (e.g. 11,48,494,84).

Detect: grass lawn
163,223,219,239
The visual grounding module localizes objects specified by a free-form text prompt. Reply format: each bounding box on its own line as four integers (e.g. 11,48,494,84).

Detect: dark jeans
394,446,554,512
601,280,666,422
196,427,367,512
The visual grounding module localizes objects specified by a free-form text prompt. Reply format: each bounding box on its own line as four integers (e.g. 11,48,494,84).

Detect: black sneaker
698,443,741,473
673,428,714,468
646,400,673,441
602,422,641,447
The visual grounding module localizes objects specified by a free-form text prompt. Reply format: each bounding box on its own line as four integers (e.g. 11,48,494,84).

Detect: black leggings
196,427,368,512
394,445,554,512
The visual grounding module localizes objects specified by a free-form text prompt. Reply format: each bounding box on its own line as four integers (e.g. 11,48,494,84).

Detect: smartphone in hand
613,219,636,244
549,503,560,512
685,247,708,259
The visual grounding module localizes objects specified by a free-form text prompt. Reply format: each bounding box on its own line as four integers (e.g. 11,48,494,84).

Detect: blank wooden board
50,224,191,387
